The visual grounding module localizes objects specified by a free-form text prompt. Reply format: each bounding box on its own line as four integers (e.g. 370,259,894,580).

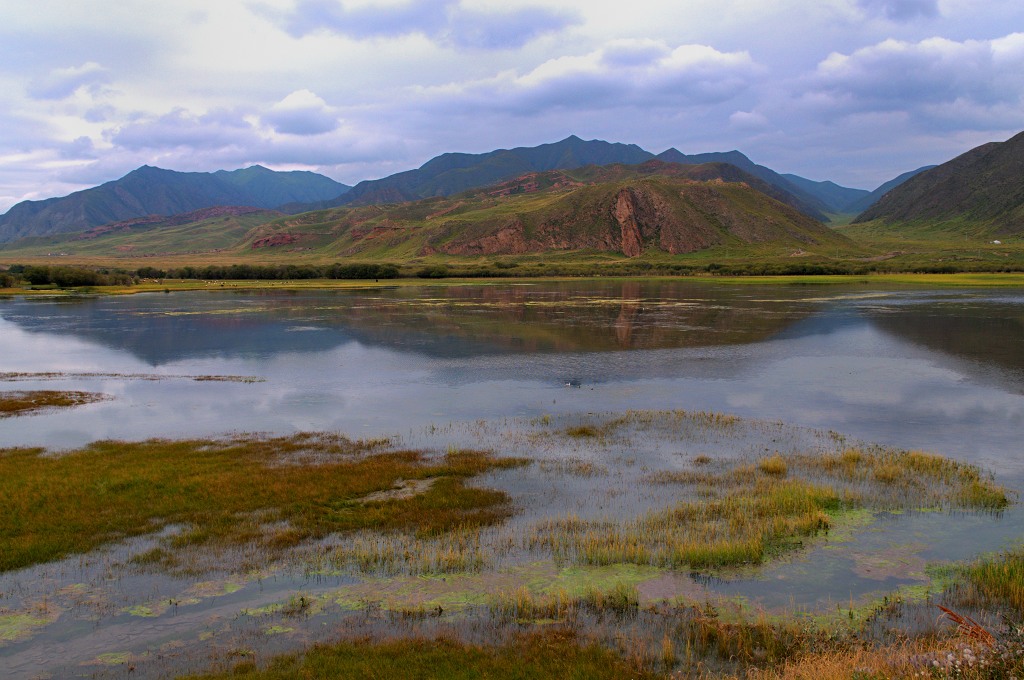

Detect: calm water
2,280,1024,678
1,280,1022,477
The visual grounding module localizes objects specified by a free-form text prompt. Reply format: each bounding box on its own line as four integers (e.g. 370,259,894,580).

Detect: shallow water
1,282,1022,474
2,280,1023,677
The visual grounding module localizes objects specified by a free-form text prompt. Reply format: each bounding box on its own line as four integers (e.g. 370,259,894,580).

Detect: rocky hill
246,163,850,259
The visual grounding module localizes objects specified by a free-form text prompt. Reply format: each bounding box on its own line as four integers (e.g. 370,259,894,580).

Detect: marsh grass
0,390,107,417
788,447,1009,510
0,432,528,572
527,477,837,569
529,443,1007,571
490,583,640,623
330,525,496,575
951,546,1024,615
183,629,658,680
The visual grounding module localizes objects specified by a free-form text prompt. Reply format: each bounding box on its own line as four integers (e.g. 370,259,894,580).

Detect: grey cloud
446,7,579,50
281,0,451,38
57,137,98,161
856,0,940,21
808,35,1024,119
265,0,578,49
27,62,110,100
110,109,259,151
263,108,339,135
423,43,761,116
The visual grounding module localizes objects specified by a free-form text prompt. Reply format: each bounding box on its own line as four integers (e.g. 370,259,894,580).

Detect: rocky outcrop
613,189,644,257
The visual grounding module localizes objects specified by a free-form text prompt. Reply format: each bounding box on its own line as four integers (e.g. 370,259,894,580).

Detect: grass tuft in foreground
0,433,528,572
950,545,1024,615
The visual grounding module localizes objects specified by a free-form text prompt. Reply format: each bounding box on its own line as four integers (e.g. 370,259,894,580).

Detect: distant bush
158,263,399,281
416,266,450,279
136,266,167,279
23,265,124,287
325,263,400,280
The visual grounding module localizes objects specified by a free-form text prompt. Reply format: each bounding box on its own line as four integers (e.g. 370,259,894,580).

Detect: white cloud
262,89,339,135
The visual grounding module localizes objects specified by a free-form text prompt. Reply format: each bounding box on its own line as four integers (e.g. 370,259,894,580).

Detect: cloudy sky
2,0,1023,212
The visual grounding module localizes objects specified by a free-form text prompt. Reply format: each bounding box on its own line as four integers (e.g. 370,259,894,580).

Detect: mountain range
2,160,850,261
0,136,914,244
2,130,1021,254
0,165,349,243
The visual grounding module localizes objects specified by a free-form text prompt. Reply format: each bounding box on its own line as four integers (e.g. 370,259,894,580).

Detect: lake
1,279,1023,677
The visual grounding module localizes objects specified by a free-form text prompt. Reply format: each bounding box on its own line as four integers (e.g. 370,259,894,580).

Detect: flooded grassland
1,281,1023,677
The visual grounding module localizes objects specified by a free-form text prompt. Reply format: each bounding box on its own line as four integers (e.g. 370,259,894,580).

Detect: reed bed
331,525,499,575
951,546,1024,615
490,583,640,622
787,446,1009,510
525,440,1006,571
526,476,837,568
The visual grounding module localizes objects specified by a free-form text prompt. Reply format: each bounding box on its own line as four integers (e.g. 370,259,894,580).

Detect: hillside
0,165,349,243
843,166,935,215
245,163,850,259
1,162,850,263
854,131,1024,235
1,207,281,257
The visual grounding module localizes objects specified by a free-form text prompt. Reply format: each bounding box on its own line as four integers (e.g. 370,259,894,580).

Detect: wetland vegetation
2,410,1022,678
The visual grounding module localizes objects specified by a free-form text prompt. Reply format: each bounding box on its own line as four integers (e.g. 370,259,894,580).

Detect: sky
1,0,1023,213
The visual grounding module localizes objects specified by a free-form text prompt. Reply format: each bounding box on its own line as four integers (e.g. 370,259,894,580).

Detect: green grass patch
0,433,528,572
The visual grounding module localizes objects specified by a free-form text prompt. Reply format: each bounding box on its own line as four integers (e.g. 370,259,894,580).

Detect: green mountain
854,131,1024,235
842,166,935,215
0,165,349,243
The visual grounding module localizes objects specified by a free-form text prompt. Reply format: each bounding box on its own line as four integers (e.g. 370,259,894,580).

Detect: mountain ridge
0,166,349,243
